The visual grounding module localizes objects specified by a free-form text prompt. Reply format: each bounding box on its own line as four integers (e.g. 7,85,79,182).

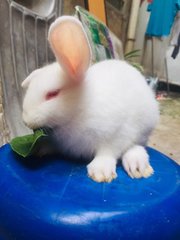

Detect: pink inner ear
49,19,91,81
45,89,61,101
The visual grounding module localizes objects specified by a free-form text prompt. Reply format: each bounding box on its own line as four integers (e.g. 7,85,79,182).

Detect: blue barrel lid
0,144,180,240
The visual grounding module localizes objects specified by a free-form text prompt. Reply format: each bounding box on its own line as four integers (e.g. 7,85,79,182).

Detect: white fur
22,60,159,182
122,145,154,178
22,16,159,183
48,16,92,64
87,154,117,183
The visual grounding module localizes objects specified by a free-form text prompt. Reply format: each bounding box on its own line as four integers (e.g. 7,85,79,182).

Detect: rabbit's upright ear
48,16,91,82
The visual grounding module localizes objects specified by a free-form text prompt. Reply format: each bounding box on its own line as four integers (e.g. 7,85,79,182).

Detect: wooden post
125,0,141,53
87,0,107,24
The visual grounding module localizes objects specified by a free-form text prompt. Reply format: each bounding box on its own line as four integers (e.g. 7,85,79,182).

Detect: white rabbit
21,16,159,183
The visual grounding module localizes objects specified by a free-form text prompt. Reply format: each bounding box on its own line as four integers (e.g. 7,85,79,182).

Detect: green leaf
125,54,140,60
130,62,144,73
124,49,141,58
10,129,47,158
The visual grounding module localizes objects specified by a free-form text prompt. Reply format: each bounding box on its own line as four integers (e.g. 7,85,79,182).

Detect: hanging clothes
171,11,180,58
171,33,180,58
171,11,180,45
146,0,180,37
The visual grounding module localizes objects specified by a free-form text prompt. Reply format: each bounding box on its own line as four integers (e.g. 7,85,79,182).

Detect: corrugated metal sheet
0,0,63,145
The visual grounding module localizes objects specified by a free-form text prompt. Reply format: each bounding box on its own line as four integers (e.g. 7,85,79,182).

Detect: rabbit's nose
22,110,42,130
22,111,30,127
22,110,27,123
22,111,33,128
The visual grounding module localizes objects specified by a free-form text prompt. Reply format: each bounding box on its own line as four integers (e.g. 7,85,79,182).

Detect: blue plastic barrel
0,144,180,240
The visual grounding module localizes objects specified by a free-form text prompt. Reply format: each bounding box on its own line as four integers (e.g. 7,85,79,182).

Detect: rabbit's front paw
87,156,117,183
122,145,154,179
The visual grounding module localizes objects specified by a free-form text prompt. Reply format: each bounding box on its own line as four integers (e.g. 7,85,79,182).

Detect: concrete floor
149,92,180,164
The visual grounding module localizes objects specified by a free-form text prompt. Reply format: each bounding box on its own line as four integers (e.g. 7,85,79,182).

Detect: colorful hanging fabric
146,0,180,37
75,6,115,63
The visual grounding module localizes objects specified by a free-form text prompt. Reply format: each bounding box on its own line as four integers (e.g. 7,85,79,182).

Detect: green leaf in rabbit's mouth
10,129,48,158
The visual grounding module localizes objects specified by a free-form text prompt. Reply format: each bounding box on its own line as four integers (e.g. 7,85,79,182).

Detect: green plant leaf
125,54,140,60
130,62,144,73
124,49,141,58
10,129,47,157
124,49,144,73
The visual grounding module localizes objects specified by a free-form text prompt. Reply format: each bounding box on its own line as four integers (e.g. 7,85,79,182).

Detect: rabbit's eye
45,89,61,100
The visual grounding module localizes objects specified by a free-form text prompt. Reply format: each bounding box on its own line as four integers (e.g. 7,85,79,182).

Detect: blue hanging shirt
146,0,180,37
